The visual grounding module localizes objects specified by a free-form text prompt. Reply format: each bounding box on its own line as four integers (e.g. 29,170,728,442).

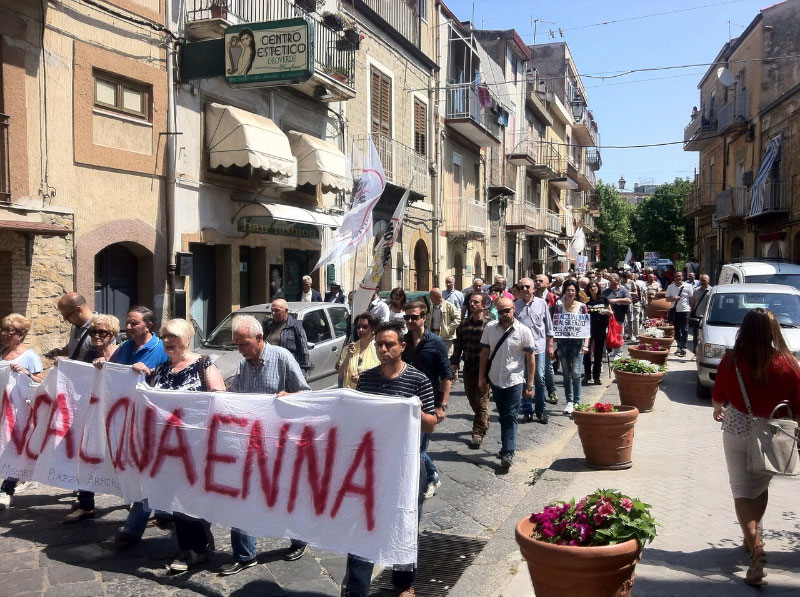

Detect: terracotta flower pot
646,291,670,319
637,335,674,351
615,369,665,413
515,517,642,596
573,405,639,469
627,346,669,366
656,325,674,338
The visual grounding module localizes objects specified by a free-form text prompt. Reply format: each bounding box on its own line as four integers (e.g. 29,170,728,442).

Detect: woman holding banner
582,280,613,386
133,318,225,573
337,312,379,389
553,281,590,416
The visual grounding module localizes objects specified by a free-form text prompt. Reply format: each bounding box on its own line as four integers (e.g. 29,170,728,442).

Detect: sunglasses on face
403,314,422,321
519,285,531,290
498,307,513,314
89,329,113,338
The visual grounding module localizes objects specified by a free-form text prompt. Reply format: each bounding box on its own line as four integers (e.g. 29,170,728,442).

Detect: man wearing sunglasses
402,301,453,500
514,278,555,424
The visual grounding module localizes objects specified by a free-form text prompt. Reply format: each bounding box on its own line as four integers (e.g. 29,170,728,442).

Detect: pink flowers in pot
637,342,663,351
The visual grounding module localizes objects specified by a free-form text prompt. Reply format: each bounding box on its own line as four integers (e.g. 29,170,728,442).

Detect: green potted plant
337,19,362,50
638,323,674,350
573,403,639,470
327,64,351,84
516,489,657,596
611,357,666,413
646,316,674,338
322,11,347,31
628,341,669,366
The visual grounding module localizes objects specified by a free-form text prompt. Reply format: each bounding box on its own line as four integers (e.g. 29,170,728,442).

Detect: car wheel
696,375,711,400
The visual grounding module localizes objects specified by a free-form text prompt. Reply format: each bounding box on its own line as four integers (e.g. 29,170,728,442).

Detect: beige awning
260,202,343,228
205,103,295,179
288,131,348,193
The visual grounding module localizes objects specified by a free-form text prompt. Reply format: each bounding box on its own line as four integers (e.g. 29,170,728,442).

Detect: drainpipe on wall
429,74,439,288
165,37,177,319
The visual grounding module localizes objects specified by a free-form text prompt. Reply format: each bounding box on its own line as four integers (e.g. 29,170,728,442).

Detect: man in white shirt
478,298,535,470
367,290,390,322
666,271,693,357
442,276,464,311
687,272,700,289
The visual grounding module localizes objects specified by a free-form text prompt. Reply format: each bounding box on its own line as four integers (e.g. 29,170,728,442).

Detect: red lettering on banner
150,408,197,485
78,396,102,464
330,431,375,531
24,393,52,460
288,426,337,515
241,420,289,507
40,393,74,458
105,397,130,471
128,403,156,472
204,414,248,498
1,389,30,455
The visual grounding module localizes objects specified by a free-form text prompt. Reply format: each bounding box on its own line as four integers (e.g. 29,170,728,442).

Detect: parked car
694,283,800,398
718,260,800,290
197,302,350,390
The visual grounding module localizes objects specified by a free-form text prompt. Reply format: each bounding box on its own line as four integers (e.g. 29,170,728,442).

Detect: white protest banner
0,361,421,566
576,255,588,275
352,186,410,317
644,251,659,268
552,312,590,339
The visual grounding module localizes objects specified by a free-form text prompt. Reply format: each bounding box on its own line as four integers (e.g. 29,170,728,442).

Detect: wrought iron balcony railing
351,133,429,197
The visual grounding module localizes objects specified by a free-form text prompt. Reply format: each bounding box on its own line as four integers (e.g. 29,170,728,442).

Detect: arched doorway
473,252,483,282
453,252,464,291
413,240,430,291
95,243,138,323
730,237,744,260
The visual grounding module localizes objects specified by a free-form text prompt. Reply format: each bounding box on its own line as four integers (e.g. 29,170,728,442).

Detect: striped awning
748,133,782,217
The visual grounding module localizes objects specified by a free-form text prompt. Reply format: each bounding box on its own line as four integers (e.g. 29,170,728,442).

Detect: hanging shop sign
225,18,314,87
238,216,320,239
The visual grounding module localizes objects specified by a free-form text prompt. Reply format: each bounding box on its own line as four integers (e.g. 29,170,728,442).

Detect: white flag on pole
352,188,410,317
624,247,633,265
314,139,386,271
570,226,586,253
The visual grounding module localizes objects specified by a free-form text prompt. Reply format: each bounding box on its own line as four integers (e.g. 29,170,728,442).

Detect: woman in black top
582,280,613,384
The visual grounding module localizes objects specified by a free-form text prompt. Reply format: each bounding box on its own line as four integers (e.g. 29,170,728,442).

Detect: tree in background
630,178,693,263
594,181,634,265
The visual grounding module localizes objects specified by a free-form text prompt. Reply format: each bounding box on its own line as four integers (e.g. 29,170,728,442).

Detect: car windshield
746,274,800,291
202,311,295,349
706,293,800,327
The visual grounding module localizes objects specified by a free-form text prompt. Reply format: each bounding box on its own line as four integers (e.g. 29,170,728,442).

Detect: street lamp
570,93,586,121
618,175,626,190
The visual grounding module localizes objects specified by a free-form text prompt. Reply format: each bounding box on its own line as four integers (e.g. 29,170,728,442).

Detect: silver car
695,283,800,398
197,302,350,390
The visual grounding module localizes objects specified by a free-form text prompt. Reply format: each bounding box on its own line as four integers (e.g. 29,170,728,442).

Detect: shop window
94,71,150,120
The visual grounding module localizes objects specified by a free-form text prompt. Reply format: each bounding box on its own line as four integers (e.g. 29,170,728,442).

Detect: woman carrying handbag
712,308,800,585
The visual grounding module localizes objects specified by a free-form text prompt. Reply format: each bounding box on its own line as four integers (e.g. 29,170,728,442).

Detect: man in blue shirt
109,306,169,549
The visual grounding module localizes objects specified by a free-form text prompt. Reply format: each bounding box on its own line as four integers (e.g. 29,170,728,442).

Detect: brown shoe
469,435,483,449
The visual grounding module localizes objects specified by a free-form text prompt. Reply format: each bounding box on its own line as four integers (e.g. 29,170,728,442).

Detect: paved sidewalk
454,352,800,596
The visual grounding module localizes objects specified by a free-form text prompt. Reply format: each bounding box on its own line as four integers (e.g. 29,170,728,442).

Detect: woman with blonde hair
712,307,800,585
0,313,44,509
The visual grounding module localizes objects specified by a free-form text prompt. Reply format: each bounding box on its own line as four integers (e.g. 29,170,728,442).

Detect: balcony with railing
560,212,575,237
682,181,715,216
585,147,601,171
444,83,502,147
184,0,356,102
572,109,598,147
716,187,750,221
0,114,9,203
444,198,488,237
579,210,595,232
356,0,421,48
577,152,596,191
351,133,429,197
525,76,552,126
717,89,748,137
747,181,789,218
505,201,561,235
684,110,718,151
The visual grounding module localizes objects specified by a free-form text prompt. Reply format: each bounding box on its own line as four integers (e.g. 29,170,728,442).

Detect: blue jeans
123,500,151,537
231,531,306,562
341,455,426,596
545,357,557,394
491,383,523,457
521,352,547,416
420,433,438,485
558,339,584,405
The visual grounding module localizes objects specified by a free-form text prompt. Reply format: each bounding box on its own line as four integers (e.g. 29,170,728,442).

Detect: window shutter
371,66,391,139
413,98,427,157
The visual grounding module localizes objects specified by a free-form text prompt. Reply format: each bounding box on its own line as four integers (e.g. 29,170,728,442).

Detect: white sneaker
563,402,574,416
0,492,11,509
423,478,441,500
14,481,38,494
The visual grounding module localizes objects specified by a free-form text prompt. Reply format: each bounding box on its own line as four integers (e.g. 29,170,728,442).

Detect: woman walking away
712,308,800,585
337,313,379,389
0,314,44,509
133,318,226,573
388,288,408,333
554,280,589,416
582,280,613,385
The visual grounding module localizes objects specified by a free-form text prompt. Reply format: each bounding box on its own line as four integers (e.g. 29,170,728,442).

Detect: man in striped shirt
341,320,437,597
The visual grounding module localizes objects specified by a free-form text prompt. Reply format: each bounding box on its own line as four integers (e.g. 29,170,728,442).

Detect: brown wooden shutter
413,98,427,156
370,66,391,139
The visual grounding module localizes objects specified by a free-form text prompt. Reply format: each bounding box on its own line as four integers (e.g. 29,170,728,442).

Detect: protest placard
576,255,588,275
0,361,421,565
552,311,590,339
644,251,659,268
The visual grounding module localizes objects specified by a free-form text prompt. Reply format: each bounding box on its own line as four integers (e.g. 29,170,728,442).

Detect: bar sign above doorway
238,216,320,239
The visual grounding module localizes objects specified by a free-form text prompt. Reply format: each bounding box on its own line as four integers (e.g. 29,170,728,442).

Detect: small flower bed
635,341,664,352
644,317,666,327
640,326,664,338
611,357,666,374
529,488,657,547
575,402,617,413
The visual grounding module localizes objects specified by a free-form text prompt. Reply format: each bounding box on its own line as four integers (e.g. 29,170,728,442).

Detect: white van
718,261,800,290
695,283,800,398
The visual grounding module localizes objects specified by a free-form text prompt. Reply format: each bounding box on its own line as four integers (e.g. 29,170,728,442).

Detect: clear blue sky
445,0,767,187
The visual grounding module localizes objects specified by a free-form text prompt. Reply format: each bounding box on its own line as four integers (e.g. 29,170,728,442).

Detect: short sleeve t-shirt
357,364,436,415
602,286,631,323
666,282,693,313
480,321,534,389
3,349,44,374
